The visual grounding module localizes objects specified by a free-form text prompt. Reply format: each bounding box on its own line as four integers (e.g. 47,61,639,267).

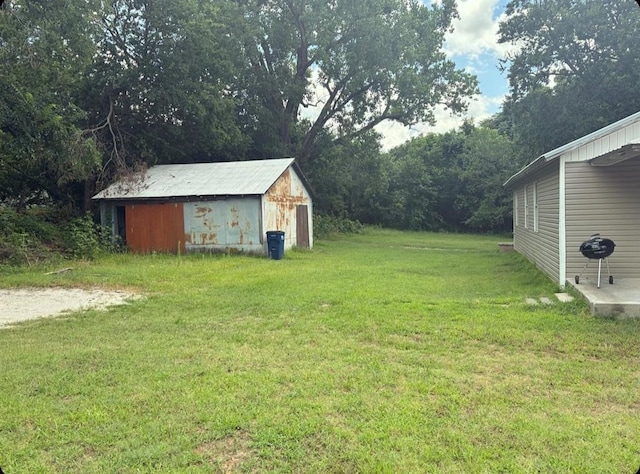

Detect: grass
1,228,639,473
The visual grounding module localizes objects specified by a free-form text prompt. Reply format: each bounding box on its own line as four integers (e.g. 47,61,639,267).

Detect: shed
92,158,313,255
504,111,640,286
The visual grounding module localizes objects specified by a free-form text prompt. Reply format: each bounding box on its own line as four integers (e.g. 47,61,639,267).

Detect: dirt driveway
0,288,140,327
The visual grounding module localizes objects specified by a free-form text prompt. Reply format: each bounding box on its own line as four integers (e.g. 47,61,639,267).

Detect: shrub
64,213,99,259
0,206,118,266
314,214,364,239
0,206,60,266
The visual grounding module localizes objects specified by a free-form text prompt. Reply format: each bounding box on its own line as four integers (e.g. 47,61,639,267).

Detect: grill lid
579,234,615,259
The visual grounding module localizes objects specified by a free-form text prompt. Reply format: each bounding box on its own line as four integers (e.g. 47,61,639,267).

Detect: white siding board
584,142,594,160
601,135,610,156
578,146,587,161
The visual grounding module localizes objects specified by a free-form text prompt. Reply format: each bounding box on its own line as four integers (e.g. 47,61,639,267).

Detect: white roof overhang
589,140,640,167
504,110,640,188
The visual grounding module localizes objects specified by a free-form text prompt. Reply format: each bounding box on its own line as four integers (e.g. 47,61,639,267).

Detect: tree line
1,0,639,240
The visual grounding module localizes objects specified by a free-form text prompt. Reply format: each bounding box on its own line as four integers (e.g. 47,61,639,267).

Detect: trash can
266,231,285,260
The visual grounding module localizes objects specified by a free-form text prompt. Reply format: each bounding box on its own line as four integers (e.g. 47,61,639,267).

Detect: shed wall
565,158,640,280
264,168,313,249
183,198,262,253
513,163,560,283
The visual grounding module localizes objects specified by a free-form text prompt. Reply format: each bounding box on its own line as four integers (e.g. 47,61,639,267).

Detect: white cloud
375,94,504,151
444,0,512,59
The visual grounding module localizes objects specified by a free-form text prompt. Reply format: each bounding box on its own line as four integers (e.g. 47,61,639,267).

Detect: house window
524,185,529,228
533,182,539,232
514,191,519,226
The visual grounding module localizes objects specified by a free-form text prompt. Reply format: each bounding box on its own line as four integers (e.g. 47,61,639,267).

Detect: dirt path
0,288,140,327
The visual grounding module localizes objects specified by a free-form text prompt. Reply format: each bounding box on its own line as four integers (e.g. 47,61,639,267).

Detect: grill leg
576,259,592,284
597,258,602,288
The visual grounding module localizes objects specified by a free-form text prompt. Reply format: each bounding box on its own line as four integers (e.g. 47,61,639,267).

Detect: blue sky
377,0,514,149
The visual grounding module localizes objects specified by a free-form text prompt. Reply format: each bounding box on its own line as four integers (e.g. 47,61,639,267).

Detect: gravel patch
0,287,140,327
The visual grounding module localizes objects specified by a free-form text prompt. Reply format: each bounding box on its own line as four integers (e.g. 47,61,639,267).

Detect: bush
64,213,105,259
0,206,117,266
0,206,61,266
314,214,364,239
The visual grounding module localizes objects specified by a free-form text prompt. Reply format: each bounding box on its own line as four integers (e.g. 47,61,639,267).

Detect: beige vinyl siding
513,163,560,282
565,157,640,280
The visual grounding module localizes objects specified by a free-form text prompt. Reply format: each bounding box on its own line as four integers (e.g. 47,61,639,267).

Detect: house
504,111,640,286
92,158,313,255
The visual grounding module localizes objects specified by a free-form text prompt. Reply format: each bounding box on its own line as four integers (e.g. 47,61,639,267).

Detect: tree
81,0,248,180
499,0,640,98
306,129,391,224
233,0,478,163
383,123,517,233
455,127,519,232
0,0,101,209
497,0,640,156
0,82,100,208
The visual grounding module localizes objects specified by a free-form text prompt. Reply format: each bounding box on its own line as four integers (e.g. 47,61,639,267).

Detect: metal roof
504,110,640,188
93,158,303,200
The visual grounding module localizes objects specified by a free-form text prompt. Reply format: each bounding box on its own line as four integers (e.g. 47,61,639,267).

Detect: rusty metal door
296,205,310,248
125,203,185,253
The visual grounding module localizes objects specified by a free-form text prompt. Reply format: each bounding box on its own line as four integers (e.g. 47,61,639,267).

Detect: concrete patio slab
566,278,640,319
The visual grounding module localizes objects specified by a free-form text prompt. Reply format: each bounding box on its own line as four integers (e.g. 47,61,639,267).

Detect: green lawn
1,229,639,473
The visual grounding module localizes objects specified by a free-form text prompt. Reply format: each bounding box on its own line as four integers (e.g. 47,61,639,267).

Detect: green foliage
497,0,640,157
499,0,640,99
0,206,61,266
64,213,115,260
233,0,478,161
0,207,117,266
313,213,364,239
83,0,247,172
0,81,101,207
1,0,481,232
383,123,519,233
306,131,391,223
0,0,101,209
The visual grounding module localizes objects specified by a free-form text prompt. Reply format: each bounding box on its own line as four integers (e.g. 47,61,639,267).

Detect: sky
376,0,513,150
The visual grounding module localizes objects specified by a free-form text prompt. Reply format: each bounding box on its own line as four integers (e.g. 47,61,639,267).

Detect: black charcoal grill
575,233,615,288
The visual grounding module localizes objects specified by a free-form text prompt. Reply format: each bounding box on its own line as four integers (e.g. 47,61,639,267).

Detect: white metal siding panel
573,121,640,162
513,164,561,283
565,158,640,280
183,198,262,253
578,146,587,161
